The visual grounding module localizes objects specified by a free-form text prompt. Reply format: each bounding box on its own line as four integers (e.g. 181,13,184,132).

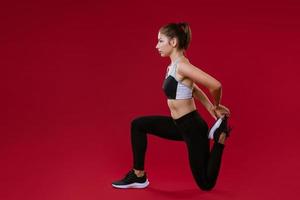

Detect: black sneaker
208,115,232,142
112,169,150,189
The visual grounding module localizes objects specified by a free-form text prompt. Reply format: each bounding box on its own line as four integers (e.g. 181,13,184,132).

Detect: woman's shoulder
177,59,197,73
176,59,208,81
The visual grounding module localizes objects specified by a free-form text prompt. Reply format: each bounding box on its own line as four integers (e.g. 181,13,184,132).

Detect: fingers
215,110,229,118
220,105,230,113
217,105,231,116
210,105,231,120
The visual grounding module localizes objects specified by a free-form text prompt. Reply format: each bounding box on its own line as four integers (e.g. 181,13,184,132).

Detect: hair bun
159,22,192,50
177,22,188,32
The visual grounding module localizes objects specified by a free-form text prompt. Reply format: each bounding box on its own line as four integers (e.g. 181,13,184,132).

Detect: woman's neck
170,51,184,63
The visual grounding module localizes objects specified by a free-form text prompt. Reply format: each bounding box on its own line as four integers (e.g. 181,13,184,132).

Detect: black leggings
131,110,224,191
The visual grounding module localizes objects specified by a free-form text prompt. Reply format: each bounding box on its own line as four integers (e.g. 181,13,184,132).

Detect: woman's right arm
193,84,231,119
178,62,222,107
179,62,230,118
192,84,214,112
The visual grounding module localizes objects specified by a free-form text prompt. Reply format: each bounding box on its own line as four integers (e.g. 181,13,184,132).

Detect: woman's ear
169,37,178,48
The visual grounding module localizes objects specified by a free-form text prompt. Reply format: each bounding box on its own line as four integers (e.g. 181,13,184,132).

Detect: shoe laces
123,170,137,182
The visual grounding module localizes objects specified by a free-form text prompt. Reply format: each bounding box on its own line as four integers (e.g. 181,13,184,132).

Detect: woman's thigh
132,115,184,141
175,112,210,159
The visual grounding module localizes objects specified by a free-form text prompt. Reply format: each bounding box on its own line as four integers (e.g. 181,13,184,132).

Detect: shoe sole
112,179,150,189
208,117,223,139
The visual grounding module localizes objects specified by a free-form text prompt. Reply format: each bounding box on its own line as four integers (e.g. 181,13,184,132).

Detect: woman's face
156,32,174,57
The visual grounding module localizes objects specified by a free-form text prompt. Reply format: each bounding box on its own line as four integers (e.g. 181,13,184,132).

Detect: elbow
216,81,222,90
209,82,222,93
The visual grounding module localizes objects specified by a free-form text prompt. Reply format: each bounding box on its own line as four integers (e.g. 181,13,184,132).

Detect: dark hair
159,22,192,50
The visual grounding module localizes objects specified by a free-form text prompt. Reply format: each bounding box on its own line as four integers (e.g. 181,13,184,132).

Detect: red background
1,0,300,199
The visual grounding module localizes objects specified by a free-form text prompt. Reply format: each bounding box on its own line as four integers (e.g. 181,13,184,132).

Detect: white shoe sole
112,179,150,189
208,117,223,139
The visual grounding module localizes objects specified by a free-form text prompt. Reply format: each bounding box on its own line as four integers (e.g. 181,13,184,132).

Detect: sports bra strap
172,56,182,65
169,57,181,76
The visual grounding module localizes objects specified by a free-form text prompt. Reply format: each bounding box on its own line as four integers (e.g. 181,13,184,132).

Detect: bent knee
200,186,213,191
131,117,147,130
197,182,215,191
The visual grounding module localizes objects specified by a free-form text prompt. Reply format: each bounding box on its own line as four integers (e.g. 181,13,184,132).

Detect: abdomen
167,98,196,119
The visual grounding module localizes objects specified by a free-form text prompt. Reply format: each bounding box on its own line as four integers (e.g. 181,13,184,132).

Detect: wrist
207,104,214,110
214,104,220,108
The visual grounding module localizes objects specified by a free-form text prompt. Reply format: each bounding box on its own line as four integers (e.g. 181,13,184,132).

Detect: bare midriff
167,98,196,119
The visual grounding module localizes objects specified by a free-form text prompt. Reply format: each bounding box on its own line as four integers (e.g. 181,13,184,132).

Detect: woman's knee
197,182,214,191
192,175,215,191
131,116,147,131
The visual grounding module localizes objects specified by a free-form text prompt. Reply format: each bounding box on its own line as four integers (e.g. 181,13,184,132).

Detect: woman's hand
208,104,231,119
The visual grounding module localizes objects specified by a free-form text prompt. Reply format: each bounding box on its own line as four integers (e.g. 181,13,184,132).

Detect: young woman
112,22,231,191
